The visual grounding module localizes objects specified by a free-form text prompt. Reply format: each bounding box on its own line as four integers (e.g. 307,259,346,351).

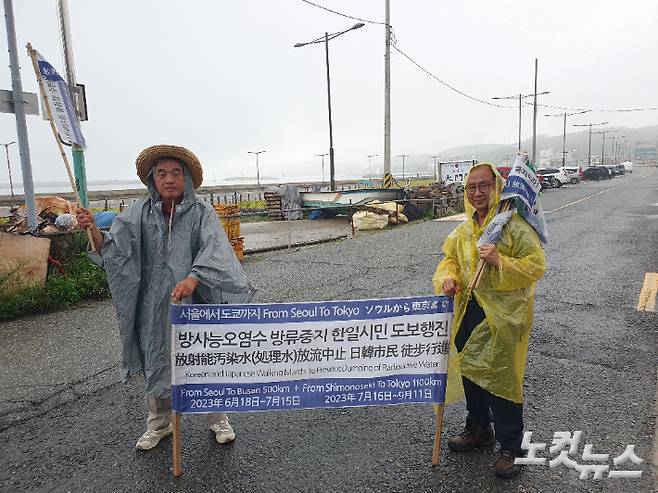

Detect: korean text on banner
171,296,452,413
36,51,86,149
500,158,542,209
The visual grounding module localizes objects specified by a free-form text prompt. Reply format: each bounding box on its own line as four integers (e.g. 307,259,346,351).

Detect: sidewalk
241,217,351,253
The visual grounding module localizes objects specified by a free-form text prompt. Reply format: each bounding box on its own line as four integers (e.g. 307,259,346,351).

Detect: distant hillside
438,124,658,165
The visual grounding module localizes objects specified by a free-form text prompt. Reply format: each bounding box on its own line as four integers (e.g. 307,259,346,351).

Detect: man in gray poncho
77,145,254,450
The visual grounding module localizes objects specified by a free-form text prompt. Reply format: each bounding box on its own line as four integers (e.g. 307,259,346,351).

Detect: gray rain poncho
92,167,254,398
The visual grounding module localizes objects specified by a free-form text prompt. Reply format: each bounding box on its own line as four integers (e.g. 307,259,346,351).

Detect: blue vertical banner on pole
35,50,86,149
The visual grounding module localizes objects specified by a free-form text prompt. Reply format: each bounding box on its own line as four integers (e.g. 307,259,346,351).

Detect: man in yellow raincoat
433,163,545,478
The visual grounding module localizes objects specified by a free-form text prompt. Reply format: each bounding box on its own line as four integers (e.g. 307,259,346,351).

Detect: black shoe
494,449,523,479
447,422,495,452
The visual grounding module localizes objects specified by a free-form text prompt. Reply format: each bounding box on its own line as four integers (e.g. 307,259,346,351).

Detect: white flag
36,51,86,149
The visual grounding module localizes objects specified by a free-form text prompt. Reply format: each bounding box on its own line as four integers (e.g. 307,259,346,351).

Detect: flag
477,153,549,247
35,50,86,149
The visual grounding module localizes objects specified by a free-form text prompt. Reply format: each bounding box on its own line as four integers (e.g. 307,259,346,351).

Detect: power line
529,102,658,113
391,44,514,109
299,0,387,26
298,0,657,115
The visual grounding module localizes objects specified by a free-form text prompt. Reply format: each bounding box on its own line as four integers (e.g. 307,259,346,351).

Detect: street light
544,110,589,167
493,90,550,151
294,22,365,191
397,154,408,179
314,153,328,186
247,150,266,186
1,141,17,204
366,154,378,182
573,122,608,168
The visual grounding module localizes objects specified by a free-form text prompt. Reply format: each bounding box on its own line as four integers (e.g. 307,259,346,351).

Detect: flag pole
172,411,182,477
26,43,95,251
432,403,445,465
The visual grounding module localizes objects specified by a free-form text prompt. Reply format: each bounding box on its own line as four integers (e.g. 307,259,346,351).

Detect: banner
480,154,548,245
35,51,86,149
171,296,452,413
500,156,542,209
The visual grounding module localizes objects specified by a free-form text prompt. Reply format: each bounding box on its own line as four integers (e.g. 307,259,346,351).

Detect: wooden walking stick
172,411,183,477
26,43,95,252
432,403,445,466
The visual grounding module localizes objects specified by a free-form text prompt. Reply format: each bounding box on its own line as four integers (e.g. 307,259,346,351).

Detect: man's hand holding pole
442,278,460,298
76,208,103,253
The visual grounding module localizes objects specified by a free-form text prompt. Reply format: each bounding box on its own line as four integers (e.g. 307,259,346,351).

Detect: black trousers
455,297,524,453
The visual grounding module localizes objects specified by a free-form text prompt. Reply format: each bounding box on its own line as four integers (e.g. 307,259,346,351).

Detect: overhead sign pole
57,0,88,207
3,0,38,229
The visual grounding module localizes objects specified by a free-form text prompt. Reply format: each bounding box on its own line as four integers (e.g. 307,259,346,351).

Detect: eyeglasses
466,182,494,194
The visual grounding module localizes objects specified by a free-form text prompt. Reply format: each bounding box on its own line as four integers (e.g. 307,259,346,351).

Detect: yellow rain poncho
433,163,546,404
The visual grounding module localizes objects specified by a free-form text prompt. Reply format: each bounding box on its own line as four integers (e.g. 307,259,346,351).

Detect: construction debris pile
2,197,79,235
410,182,464,217
263,185,303,221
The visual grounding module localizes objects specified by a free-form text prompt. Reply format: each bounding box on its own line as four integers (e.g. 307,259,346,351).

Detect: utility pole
561,112,566,167
492,87,550,152
57,0,88,207
517,94,521,151
532,58,538,166
4,0,37,228
544,110,588,168
573,122,608,168
294,23,363,192
383,0,391,187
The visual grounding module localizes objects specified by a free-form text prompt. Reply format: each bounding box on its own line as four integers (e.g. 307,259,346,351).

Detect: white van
622,161,633,173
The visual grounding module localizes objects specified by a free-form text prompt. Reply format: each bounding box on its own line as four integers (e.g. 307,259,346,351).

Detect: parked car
583,166,610,180
615,164,626,175
537,168,569,187
559,167,582,184
497,166,549,189
605,165,620,177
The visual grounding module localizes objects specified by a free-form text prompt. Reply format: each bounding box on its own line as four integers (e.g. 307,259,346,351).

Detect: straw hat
136,145,203,189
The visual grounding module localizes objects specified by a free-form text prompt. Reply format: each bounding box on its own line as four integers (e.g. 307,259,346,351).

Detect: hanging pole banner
171,296,452,413
34,49,86,149
478,154,548,247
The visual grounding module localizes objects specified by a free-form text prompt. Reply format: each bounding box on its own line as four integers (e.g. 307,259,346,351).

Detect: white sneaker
210,419,236,444
135,423,173,450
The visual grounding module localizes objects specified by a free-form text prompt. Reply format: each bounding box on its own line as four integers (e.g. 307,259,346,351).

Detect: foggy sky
1,0,657,186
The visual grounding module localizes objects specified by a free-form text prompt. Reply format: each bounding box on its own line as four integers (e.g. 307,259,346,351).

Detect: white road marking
545,186,618,214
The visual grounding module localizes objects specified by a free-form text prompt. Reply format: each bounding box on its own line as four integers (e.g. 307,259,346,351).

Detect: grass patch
0,234,109,321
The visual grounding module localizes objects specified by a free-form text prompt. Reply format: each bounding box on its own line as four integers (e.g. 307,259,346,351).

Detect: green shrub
0,252,109,321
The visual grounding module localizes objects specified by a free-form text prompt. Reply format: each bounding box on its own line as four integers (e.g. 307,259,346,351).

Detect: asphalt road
1,170,657,492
